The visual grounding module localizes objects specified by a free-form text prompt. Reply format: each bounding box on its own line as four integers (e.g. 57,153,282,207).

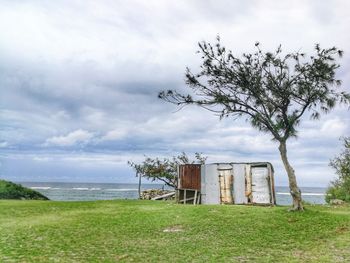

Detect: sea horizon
16,181,328,205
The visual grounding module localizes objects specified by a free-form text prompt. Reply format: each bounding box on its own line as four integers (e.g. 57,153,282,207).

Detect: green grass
0,200,349,262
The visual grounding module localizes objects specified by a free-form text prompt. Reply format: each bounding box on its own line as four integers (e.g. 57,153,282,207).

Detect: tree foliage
326,137,350,203
128,152,207,188
159,38,349,142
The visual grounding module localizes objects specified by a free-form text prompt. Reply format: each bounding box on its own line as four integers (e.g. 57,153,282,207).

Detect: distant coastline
17,181,327,205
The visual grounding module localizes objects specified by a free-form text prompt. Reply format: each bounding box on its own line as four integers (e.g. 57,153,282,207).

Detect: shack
177,162,276,205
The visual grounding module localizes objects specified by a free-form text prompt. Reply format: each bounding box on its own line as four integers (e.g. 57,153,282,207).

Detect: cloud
101,129,128,141
0,141,8,148
0,0,349,185
44,129,94,147
320,118,348,137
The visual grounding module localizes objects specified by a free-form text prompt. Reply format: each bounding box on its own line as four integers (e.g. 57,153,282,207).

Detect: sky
0,0,349,186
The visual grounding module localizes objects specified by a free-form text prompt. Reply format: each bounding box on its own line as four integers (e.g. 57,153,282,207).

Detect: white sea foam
302,193,326,196
72,187,89,190
277,192,325,196
30,187,51,190
105,189,138,191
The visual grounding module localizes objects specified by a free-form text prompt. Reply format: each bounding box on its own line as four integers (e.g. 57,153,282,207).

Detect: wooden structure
151,191,176,200
177,163,276,206
177,189,201,204
177,164,201,205
178,164,201,190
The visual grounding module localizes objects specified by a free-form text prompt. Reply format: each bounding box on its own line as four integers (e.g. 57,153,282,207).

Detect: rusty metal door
179,164,201,190
218,168,233,204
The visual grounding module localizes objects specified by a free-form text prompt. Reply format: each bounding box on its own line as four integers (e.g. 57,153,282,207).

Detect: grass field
0,200,349,262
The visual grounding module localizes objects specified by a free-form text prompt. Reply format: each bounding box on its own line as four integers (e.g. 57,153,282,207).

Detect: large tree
159,38,350,210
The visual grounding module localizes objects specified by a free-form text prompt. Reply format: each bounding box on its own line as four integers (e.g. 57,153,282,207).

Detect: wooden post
184,189,186,204
175,165,180,203
138,172,142,199
193,190,197,205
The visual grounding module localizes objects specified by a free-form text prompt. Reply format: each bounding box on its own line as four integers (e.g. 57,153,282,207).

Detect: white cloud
102,129,128,141
33,156,52,162
44,129,94,147
0,141,8,148
320,118,347,137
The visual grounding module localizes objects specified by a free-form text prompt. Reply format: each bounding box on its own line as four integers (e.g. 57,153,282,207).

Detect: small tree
326,137,350,203
128,152,207,188
159,38,350,210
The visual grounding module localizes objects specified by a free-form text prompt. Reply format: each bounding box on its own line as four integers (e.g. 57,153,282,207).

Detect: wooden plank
151,192,175,200
179,197,195,202
177,188,201,205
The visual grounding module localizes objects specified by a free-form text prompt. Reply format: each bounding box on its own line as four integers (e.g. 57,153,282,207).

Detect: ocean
19,182,327,205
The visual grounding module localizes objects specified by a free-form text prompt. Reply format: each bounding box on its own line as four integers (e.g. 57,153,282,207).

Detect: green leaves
128,152,207,188
327,137,350,203
159,39,350,142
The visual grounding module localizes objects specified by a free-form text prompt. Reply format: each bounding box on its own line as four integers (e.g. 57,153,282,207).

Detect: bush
0,180,49,200
326,137,350,203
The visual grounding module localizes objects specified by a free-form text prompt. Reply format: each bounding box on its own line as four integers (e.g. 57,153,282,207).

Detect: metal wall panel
251,167,270,204
201,164,220,204
193,162,274,205
232,164,248,204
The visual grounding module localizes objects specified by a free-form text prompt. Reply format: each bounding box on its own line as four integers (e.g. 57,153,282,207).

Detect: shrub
326,137,350,203
0,180,49,200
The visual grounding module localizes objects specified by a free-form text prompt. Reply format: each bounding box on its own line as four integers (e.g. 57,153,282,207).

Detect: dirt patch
163,225,184,233
335,226,349,234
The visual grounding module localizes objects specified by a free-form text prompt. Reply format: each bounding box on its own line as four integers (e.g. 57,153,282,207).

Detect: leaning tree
159,37,350,210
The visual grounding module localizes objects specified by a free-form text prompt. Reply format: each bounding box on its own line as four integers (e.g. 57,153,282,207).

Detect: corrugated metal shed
178,162,276,206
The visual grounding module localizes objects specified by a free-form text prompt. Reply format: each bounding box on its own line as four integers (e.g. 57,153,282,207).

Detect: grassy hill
0,180,48,200
0,200,349,262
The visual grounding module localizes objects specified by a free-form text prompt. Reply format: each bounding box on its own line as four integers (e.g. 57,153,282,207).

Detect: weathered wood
141,189,174,200
179,164,201,190
196,193,201,204
179,197,195,202
151,191,176,200
177,188,201,205
193,190,197,205
218,169,233,204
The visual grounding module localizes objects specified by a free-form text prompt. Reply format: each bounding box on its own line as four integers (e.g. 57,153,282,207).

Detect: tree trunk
278,140,304,211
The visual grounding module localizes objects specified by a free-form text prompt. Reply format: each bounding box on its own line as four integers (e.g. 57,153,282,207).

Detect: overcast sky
0,0,349,186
